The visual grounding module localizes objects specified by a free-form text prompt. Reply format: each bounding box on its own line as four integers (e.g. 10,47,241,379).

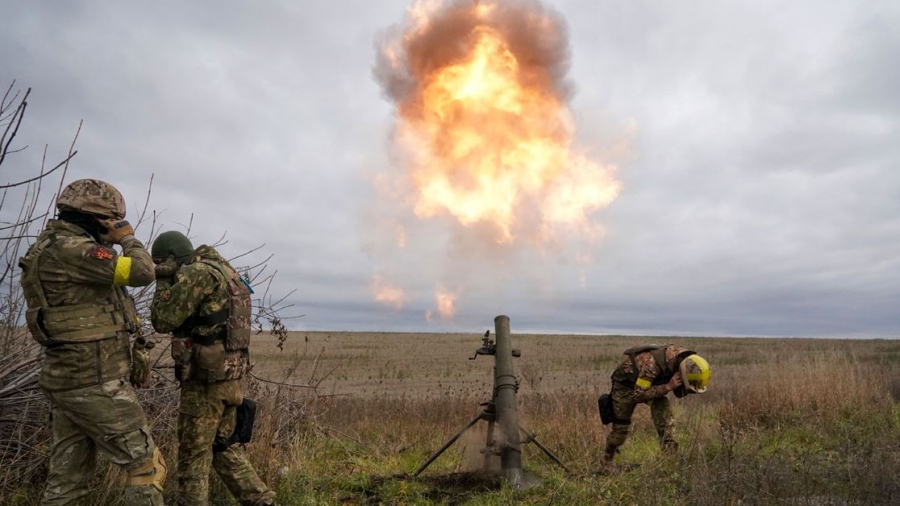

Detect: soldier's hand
154,256,179,279
99,218,135,244
667,373,683,392
130,337,154,388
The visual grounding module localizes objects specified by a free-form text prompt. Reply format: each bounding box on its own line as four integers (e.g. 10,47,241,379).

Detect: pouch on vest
197,260,252,352
222,349,251,381
598,393,616,425
24,307,53,346
171,338,193,382
223,276,251,351
192,341,226,383
19,234,57,346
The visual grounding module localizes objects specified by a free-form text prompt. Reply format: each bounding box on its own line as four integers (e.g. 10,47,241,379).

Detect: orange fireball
377,0,622,244
372,0,626,319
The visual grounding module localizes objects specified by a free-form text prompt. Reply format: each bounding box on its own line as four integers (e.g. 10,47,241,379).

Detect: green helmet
57,179,126,219
151,231,194,264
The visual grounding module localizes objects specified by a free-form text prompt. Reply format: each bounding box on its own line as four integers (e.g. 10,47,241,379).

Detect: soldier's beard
58,210,104,243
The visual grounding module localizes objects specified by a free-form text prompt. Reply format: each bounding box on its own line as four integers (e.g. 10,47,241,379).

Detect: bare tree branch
0,152,75,189
0,212,47,230
0,87,28,167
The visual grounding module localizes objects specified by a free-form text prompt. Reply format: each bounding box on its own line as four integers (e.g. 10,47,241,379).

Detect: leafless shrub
0,81,76,495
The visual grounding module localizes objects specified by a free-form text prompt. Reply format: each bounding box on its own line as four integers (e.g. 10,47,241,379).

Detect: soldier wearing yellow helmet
18,179,166,504
597,344,711,469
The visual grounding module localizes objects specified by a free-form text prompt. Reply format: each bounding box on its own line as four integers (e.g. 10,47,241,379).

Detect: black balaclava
57,210,105,243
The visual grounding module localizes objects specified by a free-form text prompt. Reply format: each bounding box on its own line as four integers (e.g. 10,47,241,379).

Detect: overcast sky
2,0,898,338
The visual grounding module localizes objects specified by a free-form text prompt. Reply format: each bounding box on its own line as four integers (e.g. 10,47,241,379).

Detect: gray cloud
2,0,897,337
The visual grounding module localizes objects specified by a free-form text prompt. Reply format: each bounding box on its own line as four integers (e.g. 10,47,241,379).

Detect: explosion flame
372,0,624,319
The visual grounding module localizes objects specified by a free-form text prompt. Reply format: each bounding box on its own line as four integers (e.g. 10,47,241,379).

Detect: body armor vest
19,233,138,346
621,344,695,386
174,259,252,383
195,259,252,352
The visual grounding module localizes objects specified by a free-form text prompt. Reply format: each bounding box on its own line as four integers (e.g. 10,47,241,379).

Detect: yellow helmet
679,354,710,393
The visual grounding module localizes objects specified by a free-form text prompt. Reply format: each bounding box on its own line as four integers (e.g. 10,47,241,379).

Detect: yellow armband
114,256,132,285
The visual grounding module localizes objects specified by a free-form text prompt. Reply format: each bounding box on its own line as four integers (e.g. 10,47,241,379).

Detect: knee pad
126,447,167,492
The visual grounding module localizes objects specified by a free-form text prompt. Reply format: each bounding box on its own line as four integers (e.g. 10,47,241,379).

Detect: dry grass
3,331,899,505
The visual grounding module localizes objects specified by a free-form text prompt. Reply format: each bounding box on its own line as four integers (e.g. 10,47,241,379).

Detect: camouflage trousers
41,378,164,506
176,379,275,506
604,380,676,454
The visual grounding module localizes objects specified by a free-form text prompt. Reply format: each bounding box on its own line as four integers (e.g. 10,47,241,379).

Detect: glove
130,337,155,388
666,372,683,393
100,218,135,244
154,256,179,279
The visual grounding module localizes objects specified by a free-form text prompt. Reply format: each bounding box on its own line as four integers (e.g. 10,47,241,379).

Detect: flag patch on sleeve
88,246,115,260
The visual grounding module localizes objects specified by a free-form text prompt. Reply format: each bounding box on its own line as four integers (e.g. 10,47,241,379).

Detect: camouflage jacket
151,245,251,382
150,245,235,338
23,220,154,391
612,345,691,403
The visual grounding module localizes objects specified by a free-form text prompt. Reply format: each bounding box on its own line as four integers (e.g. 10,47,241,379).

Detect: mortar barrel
493,315,523,485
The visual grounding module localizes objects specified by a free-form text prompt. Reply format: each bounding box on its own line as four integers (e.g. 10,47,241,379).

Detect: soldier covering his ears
598,344,711,469
150,230,275,506
18,179,167,505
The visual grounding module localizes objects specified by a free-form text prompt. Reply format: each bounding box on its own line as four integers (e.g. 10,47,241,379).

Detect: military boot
596,445,618,474
661,439,679,456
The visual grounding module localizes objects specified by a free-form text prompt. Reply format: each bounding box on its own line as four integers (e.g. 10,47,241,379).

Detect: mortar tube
483,400,500,473
493,315,523,485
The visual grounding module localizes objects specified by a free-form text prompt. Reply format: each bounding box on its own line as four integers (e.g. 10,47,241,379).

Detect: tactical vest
620,344,695,386
176,259,252,383
192,259,252,351
19,233,138,346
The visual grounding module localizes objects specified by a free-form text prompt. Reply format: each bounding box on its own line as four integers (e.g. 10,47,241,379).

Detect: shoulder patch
87,246,115,260
158,290,172,302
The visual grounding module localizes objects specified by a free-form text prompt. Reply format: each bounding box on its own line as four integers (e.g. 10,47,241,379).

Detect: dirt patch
356,472,504,505
417,472,505,504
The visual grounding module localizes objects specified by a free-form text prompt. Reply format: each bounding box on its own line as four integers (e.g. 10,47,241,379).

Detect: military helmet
56,179,126,219
151,231,194,264
679,354,711,394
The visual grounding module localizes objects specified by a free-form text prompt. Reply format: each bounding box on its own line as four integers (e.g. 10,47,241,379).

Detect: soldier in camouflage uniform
600,344,711,466
18,179,167,505
150,231,275,506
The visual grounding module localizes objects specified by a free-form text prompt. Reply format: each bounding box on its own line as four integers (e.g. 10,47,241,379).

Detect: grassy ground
4,331,900,505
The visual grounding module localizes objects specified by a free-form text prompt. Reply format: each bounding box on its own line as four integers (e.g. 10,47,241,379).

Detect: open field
3,330,900,505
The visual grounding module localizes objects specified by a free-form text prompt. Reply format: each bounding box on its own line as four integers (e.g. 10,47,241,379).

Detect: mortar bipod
412,400,571,477
413,316,570,482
